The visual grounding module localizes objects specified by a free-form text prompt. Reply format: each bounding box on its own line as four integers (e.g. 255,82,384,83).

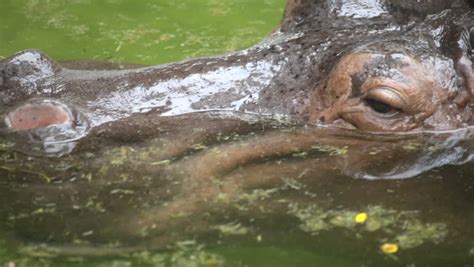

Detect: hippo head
0,0,472,138
283,0,474,132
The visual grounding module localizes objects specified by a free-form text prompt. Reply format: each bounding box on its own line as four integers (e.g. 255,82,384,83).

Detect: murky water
2,113,474,266
1,1,474,267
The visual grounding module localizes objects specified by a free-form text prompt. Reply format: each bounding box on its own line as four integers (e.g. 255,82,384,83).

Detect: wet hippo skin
0,0,473,140
2,1,474,262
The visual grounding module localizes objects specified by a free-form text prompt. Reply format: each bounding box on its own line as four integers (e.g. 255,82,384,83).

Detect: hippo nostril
3,99,90,157
5,100,74,130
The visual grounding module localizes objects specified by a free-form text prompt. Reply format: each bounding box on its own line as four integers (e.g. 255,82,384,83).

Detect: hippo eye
363,87,407,116
364,98,397,114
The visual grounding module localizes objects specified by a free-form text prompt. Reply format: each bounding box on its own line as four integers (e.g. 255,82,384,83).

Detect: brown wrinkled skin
310,51,471,131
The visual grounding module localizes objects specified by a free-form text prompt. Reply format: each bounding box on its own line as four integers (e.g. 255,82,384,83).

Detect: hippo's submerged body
1,0,474,265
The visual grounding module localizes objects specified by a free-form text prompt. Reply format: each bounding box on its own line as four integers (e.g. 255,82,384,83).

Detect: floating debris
381,243,399,254
292,151,308,158
81,230,94,237
0,165,52,183
289,204,448,251
109,147,131,166
281,177,305,190
402,143,421,151
354,212,368,224
109,189,135,195
395,221,447,249
212,222,249,236
311,144,348,156
238,188,280,203
192,143,208,150
150,159,171,165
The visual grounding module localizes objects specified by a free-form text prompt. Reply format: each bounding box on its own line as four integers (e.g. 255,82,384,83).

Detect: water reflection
1,113,474,265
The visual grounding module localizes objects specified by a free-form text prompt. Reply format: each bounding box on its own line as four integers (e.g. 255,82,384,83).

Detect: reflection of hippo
1,0,473,146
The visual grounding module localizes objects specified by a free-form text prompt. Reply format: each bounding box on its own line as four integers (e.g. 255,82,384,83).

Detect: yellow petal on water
381,243,399,254
354,212,368,224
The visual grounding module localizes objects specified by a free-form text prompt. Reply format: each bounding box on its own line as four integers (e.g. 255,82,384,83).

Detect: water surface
0,0,285,64
1,1,474,267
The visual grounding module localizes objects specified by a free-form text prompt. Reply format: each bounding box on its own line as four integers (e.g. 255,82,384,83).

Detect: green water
2,1,474,267
0,0,285,64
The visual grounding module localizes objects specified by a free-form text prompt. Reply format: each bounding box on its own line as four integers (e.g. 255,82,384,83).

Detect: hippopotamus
1,0,474,265
1,0,473,146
